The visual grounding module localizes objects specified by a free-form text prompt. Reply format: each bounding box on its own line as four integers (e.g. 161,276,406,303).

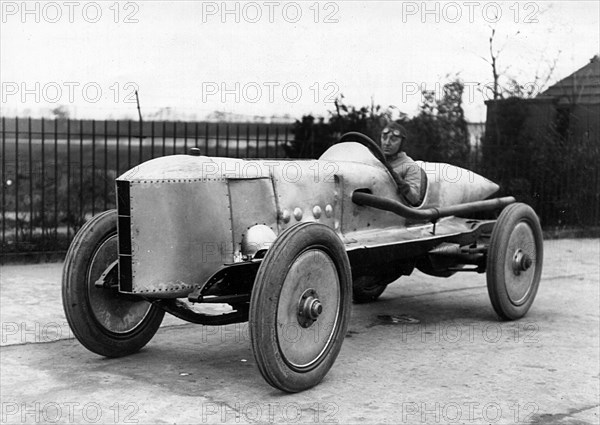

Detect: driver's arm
392,165,422,206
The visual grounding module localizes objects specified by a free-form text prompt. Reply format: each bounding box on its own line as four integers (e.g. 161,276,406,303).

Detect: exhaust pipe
352,191,515,221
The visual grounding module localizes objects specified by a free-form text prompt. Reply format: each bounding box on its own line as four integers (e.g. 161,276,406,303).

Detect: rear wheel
352,276,389,303
249,222,352,392
62,210,164,357
486,203,543,320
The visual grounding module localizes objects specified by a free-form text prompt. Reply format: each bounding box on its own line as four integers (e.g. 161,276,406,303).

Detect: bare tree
479,5,559,100
478,24,521,100
488,27,500,100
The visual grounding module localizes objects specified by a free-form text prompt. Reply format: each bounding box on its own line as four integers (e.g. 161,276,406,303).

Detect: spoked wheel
486,203,543,320
62,210,164,357
352,276,389,303
249,222,352,392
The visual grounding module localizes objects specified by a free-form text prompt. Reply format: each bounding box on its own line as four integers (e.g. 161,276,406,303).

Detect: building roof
537,55,600,104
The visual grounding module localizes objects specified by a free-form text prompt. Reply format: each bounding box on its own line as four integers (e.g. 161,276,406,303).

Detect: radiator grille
116,180,132,292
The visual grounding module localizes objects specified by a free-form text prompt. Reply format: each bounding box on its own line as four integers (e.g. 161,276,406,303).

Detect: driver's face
381,128,402,156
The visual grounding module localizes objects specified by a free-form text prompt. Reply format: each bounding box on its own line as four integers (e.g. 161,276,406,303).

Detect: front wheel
486,203,543,320
249,222,352,392
62,210,164,357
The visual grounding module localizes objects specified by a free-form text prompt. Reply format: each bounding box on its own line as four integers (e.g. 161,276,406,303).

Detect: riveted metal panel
272,160,341,233
228,178,277,256
128,179,233,297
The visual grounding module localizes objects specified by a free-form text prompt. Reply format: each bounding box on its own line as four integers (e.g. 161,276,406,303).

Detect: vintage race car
62,132,543,392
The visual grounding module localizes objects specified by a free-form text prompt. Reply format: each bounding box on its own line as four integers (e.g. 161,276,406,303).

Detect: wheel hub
276,248,341,370
504,221,538,305
298,289,322,328
512,249,532,275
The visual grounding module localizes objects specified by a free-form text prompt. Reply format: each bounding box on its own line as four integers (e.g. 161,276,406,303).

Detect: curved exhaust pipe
352,191,515,221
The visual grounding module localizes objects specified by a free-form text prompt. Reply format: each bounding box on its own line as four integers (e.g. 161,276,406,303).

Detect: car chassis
62,133,543,392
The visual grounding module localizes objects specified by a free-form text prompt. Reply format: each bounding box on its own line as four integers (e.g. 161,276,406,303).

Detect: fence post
116,120,120,176
103,120,108,211
54,118,58,245
255,125,260,158
138,118,143,164
236,125,240,158
215,124,219,157
151,121,155,158
162,121,166,157
184,122,188,153
274,126,279,158
28,117,33,241
225,123,229,157
265,125,270,158
172,122,177,154
41,118,45,238
284,125,289,159
204,122,209,155
246,124,250,158
79,119,84,229
1,117,5,247
15,118,19,246
127,120,132,169
91,120,96,216
225,124,230,157
66,119,71,239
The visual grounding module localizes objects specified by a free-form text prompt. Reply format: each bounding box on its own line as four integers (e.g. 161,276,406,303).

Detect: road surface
1,238,598,424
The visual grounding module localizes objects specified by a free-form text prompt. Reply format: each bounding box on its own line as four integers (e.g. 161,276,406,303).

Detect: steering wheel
338,132,398,187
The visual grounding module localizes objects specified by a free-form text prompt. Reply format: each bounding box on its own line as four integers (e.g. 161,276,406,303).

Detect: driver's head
381,122,407,158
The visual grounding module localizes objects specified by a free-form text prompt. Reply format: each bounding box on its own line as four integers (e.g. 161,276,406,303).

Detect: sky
1,1,599,122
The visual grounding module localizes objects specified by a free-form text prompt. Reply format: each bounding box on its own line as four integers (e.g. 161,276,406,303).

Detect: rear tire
486,203,543,320
62,210,164,357
352,276,389,303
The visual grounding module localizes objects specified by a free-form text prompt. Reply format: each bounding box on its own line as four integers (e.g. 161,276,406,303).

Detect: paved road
1,239,598,424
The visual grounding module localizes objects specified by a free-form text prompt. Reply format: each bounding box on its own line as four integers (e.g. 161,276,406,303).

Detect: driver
380,122,422,206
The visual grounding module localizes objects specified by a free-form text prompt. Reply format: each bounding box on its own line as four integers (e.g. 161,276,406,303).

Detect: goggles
382,128,403,138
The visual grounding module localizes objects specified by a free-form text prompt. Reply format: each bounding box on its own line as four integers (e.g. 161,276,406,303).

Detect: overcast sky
1,1,598,122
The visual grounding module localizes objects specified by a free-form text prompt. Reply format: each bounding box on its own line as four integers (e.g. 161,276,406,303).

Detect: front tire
249,222,352,392
62,210,164,357
486,203,543,320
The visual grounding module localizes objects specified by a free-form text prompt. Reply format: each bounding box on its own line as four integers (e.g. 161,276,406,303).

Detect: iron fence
470,138,600,231
1,116,598,257
1,117,292,255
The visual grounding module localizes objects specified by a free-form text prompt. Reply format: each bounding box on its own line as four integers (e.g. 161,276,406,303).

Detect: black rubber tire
486,203,543,320
352,276,388,303
62,210,164,357
249,222,352,392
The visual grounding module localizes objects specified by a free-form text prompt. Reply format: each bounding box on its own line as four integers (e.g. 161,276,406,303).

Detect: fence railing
1,117,293,255
469,138,600,230
1,117,599,256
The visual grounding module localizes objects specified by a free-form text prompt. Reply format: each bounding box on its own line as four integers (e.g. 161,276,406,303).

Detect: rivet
325,204,333,217
293,207,303,221
313,205,322,219
281,209,291,223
